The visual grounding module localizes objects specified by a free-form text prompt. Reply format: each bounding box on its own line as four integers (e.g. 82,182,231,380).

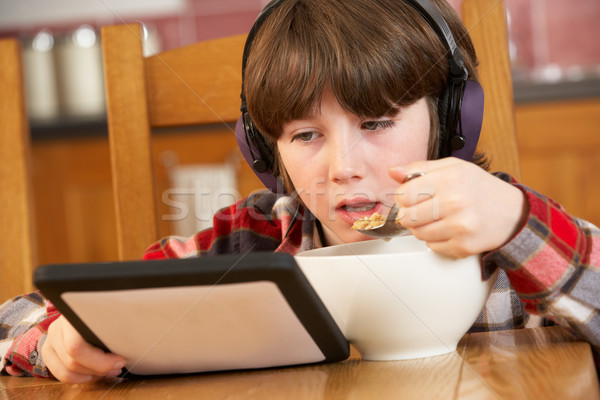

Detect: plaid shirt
2,173,599,378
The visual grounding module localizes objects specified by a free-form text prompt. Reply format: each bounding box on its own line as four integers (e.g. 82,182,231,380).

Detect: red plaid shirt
2,173,599,377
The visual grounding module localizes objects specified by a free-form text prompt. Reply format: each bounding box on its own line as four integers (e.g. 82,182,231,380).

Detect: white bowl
295,236,495,360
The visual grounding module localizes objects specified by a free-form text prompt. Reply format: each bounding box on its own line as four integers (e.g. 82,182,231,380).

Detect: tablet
34,252,349,376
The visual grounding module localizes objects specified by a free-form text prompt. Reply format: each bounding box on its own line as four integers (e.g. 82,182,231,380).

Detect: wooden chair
101,0,519,260
101,25,247,260
462,0,521,179
0,39,37,302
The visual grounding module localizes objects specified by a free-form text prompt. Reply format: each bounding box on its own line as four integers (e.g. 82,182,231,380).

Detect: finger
425,238,474,259
53,317,126,376
419,219,485,258
388,166,415,184
424,240,456,258
48,323,113,377
59,347,121,377
395,195,442,228
394,180,437,210
389,166,437,208
388,166,430,185
406,157,462,173
62,336,125,376
43,342,97,383
388,157,462,183
408,219,453,243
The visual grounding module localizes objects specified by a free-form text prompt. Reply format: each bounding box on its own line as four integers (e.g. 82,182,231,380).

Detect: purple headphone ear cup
451,79,484,161
235,116,284,193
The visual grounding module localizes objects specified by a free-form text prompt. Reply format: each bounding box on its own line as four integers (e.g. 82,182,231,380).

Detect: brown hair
244,0,483,191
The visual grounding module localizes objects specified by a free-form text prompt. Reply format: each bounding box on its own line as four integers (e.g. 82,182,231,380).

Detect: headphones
235,0,484,193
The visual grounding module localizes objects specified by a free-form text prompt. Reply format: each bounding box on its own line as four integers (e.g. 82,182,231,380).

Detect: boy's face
277,89,430,246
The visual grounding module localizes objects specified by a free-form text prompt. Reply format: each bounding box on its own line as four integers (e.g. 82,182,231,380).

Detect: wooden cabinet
515,98,600,227
31,126,264,266
32,132,116,265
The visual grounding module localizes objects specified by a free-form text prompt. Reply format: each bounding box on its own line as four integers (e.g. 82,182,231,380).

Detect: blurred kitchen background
0,0,599,264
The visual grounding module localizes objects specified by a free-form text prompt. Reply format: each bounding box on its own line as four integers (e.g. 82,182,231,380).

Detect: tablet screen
62,281,325,375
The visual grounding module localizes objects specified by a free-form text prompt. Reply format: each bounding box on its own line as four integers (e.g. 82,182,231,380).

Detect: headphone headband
403,0,468,80
240,0,286,112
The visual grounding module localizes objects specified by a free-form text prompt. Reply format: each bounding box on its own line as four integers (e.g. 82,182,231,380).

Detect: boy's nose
329,135,364,184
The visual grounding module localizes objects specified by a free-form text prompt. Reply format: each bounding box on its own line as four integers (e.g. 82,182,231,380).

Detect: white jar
54,25,105,118
23,29,60,120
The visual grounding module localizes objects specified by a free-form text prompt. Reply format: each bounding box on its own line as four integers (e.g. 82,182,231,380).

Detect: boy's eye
362,120,395,131
291,131,317,143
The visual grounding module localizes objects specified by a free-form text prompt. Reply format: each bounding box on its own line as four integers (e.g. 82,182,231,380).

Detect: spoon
353,172,425,239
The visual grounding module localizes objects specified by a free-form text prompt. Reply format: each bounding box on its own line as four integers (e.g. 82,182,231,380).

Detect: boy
2,0,599,383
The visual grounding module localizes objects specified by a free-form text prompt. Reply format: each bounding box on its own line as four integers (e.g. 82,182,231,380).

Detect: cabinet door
516,99,600,226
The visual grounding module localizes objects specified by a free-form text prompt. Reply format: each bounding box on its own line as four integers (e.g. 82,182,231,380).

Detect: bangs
244,0,449,142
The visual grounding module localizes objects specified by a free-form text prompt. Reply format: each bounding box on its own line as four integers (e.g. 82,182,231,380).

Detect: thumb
388,166,427,184
388,166,411,183
389,158,459,183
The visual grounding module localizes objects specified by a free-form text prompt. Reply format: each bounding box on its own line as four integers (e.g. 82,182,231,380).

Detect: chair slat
0,39,37,301
145,34,246,128
102,24,158,260
462,0,521,179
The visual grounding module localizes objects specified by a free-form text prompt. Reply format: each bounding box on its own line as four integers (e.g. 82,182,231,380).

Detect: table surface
1,326,598,400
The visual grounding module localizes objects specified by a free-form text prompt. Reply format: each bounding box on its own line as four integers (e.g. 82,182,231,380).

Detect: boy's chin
320,224,378,246
340,231,378,245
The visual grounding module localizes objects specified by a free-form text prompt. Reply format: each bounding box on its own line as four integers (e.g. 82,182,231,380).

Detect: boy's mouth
343,203,377,213
336,201,383,226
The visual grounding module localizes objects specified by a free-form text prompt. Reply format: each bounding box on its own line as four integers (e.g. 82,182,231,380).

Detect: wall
506,0,600,82
3,0,599,81
0,0,265,50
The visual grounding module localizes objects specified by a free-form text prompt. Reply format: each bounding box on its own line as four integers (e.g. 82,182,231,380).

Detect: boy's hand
41,316,126,383
389,157,528,258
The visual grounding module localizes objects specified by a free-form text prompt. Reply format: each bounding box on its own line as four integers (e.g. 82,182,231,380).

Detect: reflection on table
1,326,598,399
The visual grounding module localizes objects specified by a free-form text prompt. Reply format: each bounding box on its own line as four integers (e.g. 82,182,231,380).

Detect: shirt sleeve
0,292,60,378
483,173,600,353
143,192,285,260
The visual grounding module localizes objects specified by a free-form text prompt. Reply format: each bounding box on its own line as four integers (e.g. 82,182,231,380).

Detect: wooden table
1,326,598,399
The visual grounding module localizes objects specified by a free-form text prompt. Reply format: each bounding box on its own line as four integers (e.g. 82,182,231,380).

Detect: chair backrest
0,39,37,302
102,24,246,260
462,0,521,179
102,0,519,260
